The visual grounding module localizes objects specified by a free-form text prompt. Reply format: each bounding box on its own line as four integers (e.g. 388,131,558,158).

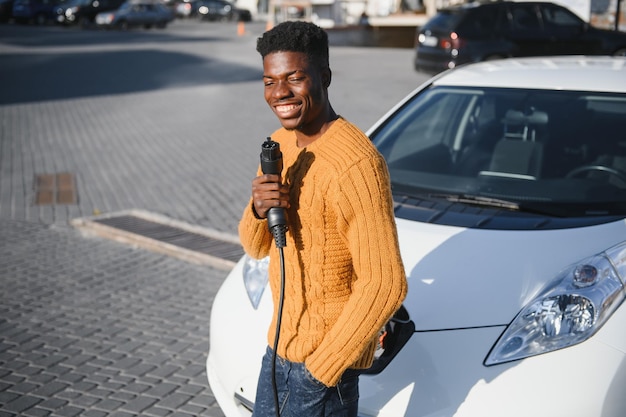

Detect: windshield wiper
394,190,520,209
441,194,520,210
393,186,566,216
396,190,623,218
432,194,570,217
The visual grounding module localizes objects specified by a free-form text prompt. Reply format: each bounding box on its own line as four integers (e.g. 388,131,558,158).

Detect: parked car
414,0,626,73
175,0,249,21
0,0,15,21
12,0,66,23
95,1,173,28
53,0,125,25
206,55,626,417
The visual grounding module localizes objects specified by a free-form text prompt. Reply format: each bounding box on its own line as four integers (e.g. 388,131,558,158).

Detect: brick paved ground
0,220,227,417
0,20,268,417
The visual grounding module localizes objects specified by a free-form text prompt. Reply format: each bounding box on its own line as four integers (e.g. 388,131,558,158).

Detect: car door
539,3,600,54
144,3,159,25
505,3,551,56
134,3,150,25
11,0,29,18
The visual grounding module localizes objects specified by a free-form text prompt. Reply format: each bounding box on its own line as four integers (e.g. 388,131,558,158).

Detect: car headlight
485,242,626,365
65,6,78,17
242,255,269,310
198,5,208,14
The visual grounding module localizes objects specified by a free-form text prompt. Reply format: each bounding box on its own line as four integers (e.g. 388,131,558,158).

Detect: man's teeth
277,105,298,112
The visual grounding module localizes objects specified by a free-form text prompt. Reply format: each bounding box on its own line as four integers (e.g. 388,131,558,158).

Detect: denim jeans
252,346,360,417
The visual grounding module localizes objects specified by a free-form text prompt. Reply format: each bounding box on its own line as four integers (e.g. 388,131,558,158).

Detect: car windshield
372,86,626,216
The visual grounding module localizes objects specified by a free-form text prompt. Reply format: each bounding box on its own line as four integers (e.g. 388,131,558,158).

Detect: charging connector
260,137,288,249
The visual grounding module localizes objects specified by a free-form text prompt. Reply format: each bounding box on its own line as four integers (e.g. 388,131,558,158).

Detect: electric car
207,56,626,417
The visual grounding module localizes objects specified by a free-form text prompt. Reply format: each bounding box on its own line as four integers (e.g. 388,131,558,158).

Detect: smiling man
237,21,407,417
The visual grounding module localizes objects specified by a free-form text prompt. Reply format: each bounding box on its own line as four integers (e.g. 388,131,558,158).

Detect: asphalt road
0,18,429,417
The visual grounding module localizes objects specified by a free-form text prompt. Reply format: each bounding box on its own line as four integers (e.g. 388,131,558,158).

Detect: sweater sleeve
305,155,408,387
238,198,273,259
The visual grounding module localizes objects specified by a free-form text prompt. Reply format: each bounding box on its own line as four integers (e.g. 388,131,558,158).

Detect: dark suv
414,1,626,73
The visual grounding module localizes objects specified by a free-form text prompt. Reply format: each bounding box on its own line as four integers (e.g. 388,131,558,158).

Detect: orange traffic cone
237,21,245,36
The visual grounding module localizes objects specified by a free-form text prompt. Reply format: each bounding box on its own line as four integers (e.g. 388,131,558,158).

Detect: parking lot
0,18,427,417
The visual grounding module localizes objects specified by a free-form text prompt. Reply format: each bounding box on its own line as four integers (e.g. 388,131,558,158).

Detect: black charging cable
271,248,285,417
260,137,288,417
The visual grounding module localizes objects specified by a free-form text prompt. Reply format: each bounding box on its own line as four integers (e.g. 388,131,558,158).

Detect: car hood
396,217,626,330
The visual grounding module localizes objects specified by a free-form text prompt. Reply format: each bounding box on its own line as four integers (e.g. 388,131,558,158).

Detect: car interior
375,87,626,204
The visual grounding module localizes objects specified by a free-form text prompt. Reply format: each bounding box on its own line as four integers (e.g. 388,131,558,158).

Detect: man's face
262,51,330,134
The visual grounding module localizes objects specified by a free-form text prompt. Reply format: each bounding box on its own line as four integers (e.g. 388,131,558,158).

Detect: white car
207,56,626,417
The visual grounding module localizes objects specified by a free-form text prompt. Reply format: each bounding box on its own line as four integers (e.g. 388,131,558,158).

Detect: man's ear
323,68,332,88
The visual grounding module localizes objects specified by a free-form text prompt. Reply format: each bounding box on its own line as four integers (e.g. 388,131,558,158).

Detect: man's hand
252,174,290,219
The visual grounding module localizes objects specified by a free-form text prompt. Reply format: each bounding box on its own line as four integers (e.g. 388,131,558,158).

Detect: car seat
482,109,548,179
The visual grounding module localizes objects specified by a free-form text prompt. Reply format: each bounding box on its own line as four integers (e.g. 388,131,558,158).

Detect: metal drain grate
34,172,77,205
71,210,243,271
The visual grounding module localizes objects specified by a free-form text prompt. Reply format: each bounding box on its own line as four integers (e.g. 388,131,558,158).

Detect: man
238,21,407,417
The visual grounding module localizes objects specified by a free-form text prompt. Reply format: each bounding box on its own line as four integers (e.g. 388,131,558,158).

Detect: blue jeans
252,346,360,417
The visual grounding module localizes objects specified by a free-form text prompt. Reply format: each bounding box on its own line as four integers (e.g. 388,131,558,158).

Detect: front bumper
206,254,626,417
208,319,626,417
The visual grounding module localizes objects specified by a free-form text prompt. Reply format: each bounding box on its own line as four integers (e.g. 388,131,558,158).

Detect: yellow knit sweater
239,118,407,387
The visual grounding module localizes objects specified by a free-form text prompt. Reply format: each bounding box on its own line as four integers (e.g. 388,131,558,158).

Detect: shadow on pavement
0,49,261,104
0,22,263,104
0,22,224,47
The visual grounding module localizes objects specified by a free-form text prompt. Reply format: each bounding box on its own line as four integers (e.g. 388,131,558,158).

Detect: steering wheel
566,165,626,184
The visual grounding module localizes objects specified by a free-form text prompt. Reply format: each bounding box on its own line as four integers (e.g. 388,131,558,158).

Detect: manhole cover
71,210,243,271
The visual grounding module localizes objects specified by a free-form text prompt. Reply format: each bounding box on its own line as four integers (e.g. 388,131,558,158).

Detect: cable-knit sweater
239,117,407,387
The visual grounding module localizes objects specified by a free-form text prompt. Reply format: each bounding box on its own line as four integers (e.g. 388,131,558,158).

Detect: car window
372,86,626,212
509,4,542,30
541,3,584,34
456,5,502,37
375,89,474,168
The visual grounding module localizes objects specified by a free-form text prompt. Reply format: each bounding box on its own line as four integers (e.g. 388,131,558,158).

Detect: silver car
95,1,173,29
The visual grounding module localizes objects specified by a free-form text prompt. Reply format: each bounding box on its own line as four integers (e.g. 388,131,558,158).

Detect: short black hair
256,21,329,69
